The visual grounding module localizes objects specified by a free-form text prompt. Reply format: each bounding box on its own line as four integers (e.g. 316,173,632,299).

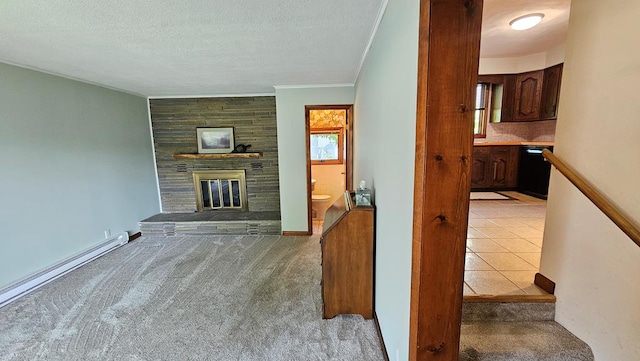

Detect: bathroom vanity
320,193,375,319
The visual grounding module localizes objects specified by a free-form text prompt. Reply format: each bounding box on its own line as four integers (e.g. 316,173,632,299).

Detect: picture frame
197,127,235,154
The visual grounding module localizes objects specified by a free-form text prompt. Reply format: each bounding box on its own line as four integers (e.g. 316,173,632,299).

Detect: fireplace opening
193,170,248,211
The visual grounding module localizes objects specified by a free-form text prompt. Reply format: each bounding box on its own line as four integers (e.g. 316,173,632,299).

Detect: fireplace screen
193,170,247,211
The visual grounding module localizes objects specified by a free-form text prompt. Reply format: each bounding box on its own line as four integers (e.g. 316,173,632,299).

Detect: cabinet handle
493,162,498,180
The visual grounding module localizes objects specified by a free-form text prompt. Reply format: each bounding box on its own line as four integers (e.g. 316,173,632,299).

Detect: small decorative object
343,190,352,211
196,127,234,154
355,180,371,206
232,144,252,153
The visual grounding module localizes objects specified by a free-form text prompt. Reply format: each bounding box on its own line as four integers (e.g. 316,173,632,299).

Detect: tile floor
465,191,548,295
312,220,324,235
313,191,548,296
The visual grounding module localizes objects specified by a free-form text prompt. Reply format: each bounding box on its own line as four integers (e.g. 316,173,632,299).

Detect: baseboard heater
0,232,129,308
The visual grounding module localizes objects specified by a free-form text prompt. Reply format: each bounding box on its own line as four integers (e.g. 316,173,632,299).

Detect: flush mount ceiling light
509,13,545,30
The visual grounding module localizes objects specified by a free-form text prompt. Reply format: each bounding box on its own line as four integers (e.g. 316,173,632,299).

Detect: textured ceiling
0,1,569,97
0,0,385,96
481,0,571,58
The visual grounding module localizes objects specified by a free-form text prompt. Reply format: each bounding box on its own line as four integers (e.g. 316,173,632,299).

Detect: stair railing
542,149,640,248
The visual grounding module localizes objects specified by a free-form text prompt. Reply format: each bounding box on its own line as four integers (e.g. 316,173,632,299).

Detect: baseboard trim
0,232,129,308
373,311,390,361
282,231,312,236
534,272,556,294
129,232,142,241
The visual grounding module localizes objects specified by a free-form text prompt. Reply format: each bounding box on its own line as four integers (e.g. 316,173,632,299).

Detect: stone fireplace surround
141,96,281,235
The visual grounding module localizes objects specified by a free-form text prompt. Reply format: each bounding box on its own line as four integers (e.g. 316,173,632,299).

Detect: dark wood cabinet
321,194,374,319
540,63,563,119
514,70,544,121
491,146,519,187
479,63,563,122
471,147,491,188
471,146,519,190
501,74,517,123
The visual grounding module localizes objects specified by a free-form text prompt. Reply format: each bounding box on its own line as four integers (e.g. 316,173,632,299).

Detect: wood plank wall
149,97,280,213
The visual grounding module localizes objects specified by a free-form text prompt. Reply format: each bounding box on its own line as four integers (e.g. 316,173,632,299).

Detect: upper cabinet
501,74,517,123
540,63,563,120
479,63,563,122
514,70,544,121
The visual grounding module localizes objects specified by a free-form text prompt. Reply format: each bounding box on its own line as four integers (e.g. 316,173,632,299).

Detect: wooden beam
282,231,312,236
463,294,556,303
173,153,262,159
409,1,483,360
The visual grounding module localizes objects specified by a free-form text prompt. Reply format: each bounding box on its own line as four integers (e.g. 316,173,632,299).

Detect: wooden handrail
542,149,640,248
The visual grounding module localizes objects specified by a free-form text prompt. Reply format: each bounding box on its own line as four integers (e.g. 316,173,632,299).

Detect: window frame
310,127,344,165
474,82,491,138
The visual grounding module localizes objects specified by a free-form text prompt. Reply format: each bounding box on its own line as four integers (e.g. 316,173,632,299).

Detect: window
310,127,344,165
474,83,490,138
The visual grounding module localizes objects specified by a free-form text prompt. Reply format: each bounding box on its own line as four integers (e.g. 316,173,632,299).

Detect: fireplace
192,170,248,212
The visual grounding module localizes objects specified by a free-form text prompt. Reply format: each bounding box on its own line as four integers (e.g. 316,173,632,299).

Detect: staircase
459,295,594,361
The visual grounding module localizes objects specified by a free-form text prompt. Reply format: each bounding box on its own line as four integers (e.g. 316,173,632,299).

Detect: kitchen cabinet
321,194,374,319
514,70,544,121
479,63,563,122
471,147,492,188
471,146,519,190
540,63,563,120
501,74,517,122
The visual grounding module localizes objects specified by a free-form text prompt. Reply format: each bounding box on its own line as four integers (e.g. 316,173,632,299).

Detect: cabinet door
490,146,519,188
471,147,491,189
540,63,563,120
491,153,508,186
501,74,517,122
514,70,544,121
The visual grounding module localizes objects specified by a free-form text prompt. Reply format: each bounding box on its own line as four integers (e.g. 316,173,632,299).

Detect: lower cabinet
471,146,519,190
321,194,374,319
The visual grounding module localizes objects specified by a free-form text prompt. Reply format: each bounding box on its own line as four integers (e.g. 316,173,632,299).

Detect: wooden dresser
321,193,375,319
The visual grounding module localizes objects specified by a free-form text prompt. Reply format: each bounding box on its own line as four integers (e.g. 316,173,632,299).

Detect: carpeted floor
0,235,384,361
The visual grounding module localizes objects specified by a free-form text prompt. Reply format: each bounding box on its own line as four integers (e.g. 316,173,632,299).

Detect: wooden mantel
173,152,262,159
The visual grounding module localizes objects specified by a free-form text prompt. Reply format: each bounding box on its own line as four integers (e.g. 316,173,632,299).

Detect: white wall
311,163,345,217
0,62,160,290
353,0,418,359
274,86,354,232
540,1,640,359
479,44,565,74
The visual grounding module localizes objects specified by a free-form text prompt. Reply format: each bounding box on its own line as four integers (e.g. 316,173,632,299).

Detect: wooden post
409,1,483,360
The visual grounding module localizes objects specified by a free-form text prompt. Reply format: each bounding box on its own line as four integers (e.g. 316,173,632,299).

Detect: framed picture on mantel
197,127,235,154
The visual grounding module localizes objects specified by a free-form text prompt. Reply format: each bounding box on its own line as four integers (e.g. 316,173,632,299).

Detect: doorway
304,105,354,235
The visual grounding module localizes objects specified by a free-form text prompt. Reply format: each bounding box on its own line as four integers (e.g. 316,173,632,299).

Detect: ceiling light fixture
509,13,545,31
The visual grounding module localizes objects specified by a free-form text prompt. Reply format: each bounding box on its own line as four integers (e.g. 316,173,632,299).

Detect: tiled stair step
461,295,594,360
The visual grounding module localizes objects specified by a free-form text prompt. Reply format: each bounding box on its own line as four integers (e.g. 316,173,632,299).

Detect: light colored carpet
460,321,594,361
0,235,384,361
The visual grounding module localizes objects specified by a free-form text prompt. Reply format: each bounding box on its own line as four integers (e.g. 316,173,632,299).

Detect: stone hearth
140,211,281,236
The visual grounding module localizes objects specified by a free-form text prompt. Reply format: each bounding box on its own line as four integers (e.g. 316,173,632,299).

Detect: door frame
305,105,354,234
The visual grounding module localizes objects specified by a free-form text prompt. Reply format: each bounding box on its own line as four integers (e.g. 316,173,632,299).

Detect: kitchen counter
473,141,555,147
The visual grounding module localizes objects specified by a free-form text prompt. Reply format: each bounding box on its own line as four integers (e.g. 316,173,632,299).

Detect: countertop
473,141,554,147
